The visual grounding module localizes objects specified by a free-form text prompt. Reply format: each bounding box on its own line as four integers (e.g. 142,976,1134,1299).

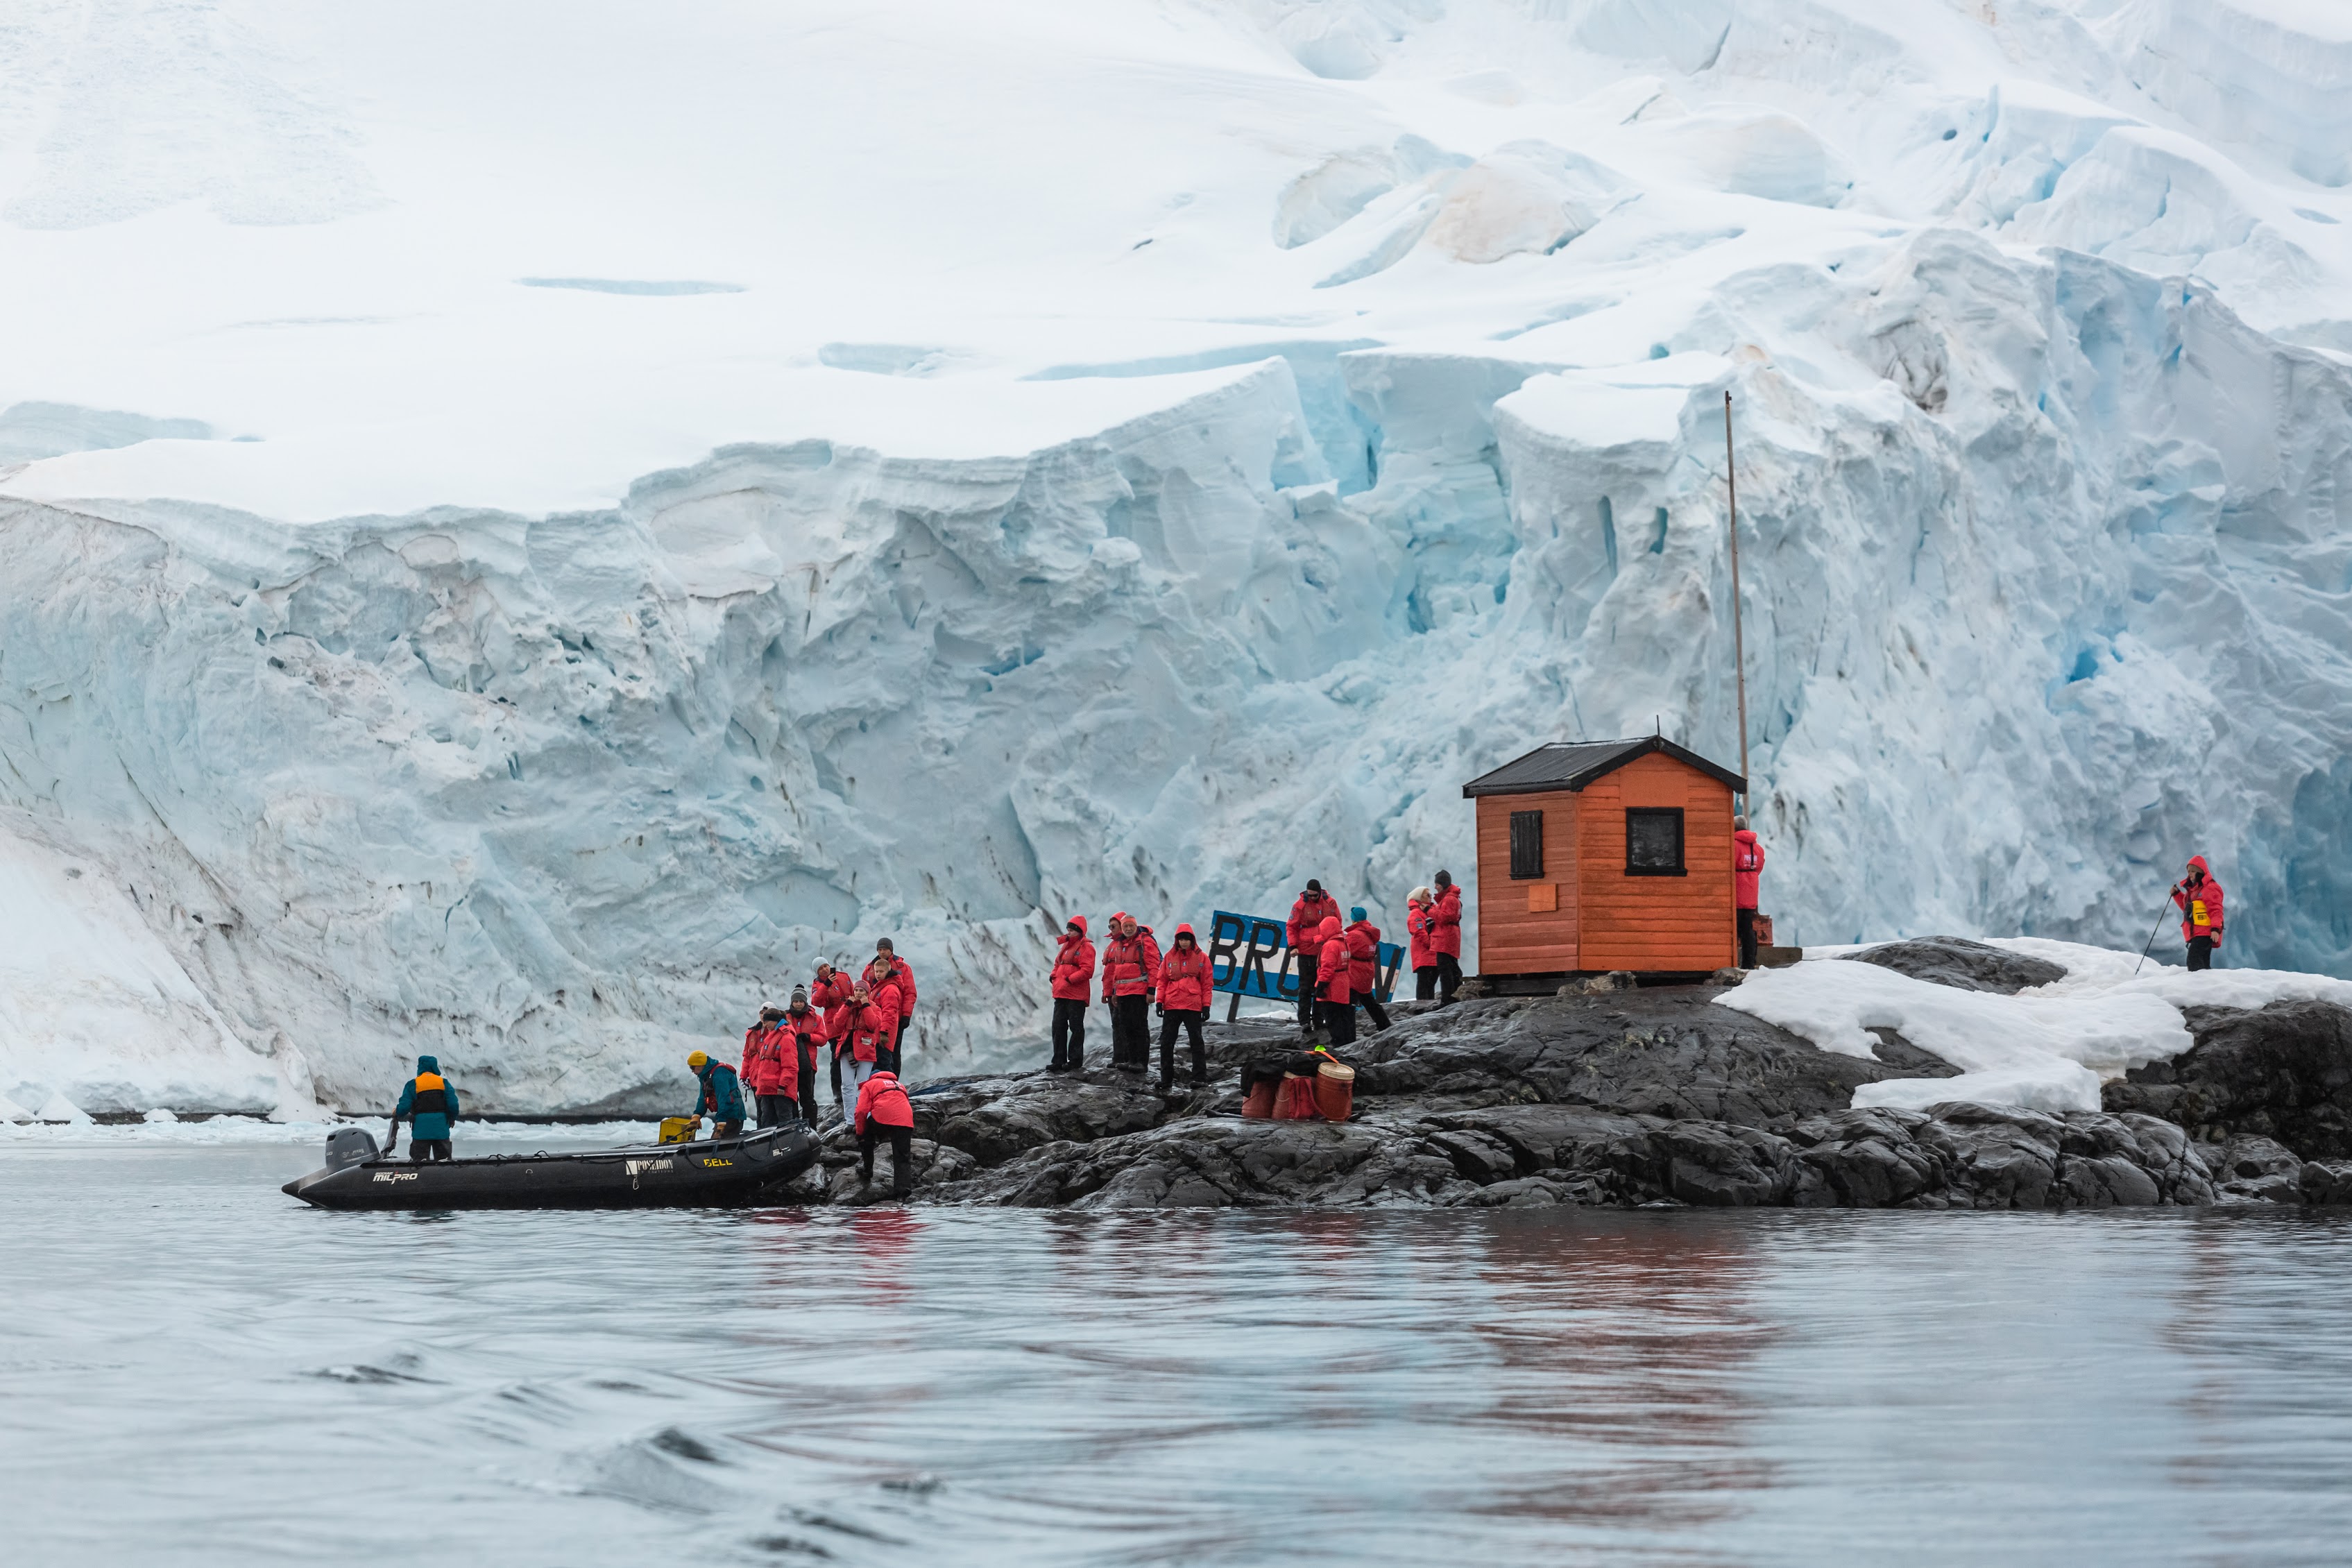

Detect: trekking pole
2133,885,2177,976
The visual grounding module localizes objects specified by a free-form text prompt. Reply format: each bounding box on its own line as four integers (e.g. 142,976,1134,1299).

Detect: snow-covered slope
1720,939,2352,1114
1,1,2348,1114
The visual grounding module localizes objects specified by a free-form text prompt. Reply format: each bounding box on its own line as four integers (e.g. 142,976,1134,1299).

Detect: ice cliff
1,0,2348,1115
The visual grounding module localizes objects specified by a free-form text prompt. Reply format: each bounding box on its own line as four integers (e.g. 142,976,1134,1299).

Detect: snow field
1718,938,2352,1115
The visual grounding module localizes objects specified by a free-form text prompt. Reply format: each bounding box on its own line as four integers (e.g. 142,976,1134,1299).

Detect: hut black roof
1460,735,1746,798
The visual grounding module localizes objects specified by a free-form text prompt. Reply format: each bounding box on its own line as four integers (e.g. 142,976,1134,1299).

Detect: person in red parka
1428,871,1463,1005
1313,914,1355,1047
740,1005,800,1129
1102,911,1127,1058
1733,816,1766,969
1104,914,1159,1072
2173,855,2226,971
1050,916,1096,1073
780,987,826,1128
1288,878,1343,1034
835,982,891,1114
1154,923,1213,1089
864,939,917,1075
1406,886,1437,1000
1345,907,1390,1032
864,962,906,1076
853,1068,918,1198
810,960,856,1111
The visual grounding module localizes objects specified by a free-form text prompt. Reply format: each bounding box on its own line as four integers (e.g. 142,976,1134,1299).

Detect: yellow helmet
688,1050,709,1068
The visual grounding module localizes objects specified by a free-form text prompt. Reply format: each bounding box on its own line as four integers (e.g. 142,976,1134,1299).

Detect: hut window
1508,811,1544,879
1625,808,1686,876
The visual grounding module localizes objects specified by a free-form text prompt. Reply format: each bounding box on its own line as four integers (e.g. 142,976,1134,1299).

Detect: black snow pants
1415,965,1438,1001
1358,996,1391,1032
1435,953,1463,1005
1158,1009,1207,1085
1738,907,1760,969
1295,953,1319,1032
1115,995,1152,1068
409,1139,452,1163
1318,998,1357,1049
1052,998,1089,1071
859,1124,914,1195
2188,936,2216,971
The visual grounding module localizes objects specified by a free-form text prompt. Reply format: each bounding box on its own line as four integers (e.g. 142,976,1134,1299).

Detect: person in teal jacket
390,1055,459,1162
685,1050,746,1138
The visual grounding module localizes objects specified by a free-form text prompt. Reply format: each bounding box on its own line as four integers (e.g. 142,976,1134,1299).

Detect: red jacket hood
2187,855,2210,877
1318,915,1343,939
1067,916,1087,935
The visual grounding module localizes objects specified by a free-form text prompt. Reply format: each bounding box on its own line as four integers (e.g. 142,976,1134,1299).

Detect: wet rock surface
1840,936,2067,994
780,987,2352,1211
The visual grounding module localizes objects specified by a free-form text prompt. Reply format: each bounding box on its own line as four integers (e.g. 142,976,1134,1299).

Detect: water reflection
8,1149,2352,1567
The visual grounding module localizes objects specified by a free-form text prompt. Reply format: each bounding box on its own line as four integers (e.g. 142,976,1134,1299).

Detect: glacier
1,0,2349,1116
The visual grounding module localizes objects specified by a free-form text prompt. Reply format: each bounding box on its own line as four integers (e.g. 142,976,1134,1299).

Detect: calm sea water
6,1136,2352,1566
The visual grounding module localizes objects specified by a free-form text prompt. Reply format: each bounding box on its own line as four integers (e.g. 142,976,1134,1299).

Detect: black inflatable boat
282,1124,821,1210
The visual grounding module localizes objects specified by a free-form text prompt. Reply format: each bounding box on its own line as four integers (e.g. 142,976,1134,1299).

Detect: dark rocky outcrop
777,987,2352,1211
1840,936,2066,994
2104,999,2352,1159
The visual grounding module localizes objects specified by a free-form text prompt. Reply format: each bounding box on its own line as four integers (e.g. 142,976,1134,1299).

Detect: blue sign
1207,909,1404,1004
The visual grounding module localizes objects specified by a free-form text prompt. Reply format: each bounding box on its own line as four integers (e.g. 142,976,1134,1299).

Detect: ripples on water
6,1139,2352,1565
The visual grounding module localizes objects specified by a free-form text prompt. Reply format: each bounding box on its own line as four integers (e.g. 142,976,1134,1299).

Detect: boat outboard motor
323,1127,380,1173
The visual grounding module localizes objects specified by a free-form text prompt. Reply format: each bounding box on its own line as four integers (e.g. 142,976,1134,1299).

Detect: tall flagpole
1723,391,1750,810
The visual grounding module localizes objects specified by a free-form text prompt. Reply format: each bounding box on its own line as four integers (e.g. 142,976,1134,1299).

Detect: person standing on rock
2174,855,2226,971
742,1006,796,1129
1345,907,1391,1032
864,940,917,1075
1050,916,1096,1073
783,988,826,1128
1288,878,1343,1034
1314,914,1356,1048
864,957,907,1079
1406,887,1437,1000
853,1067,917,1199
811,960,856,1111
1734,816,1766,969
1105,914,1158,1071
1429,872,1463,1005
836,982,891,1111
1154,923,1213,1090
1102,912,1128,1063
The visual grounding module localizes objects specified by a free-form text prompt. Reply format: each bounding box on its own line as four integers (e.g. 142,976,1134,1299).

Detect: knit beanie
1350,906,1366,922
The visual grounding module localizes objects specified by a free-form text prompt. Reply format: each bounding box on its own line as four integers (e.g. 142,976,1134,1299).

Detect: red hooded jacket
1734,829,1765,911
865,955,916,1019
811,970,855,1041
1315,916,1352,1003
2174,858,2225,945
1288,889,1343,951
1345,920,1381,996
1407,902,1433,969
741,1022,798,1096
1427,885,1462,957
838,1001,892,1063
854,1070,915,1133
1103,926,1159,998
1052,919,1096,1002
1157,927,1213,1012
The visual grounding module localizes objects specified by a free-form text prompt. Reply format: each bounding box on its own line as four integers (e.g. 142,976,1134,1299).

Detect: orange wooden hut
1462,736,1745,981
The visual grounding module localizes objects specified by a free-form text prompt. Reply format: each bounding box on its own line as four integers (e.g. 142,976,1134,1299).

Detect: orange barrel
1274,1073,1319,1120
1315,1060,1355,1122
1241,1077,1277,1119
